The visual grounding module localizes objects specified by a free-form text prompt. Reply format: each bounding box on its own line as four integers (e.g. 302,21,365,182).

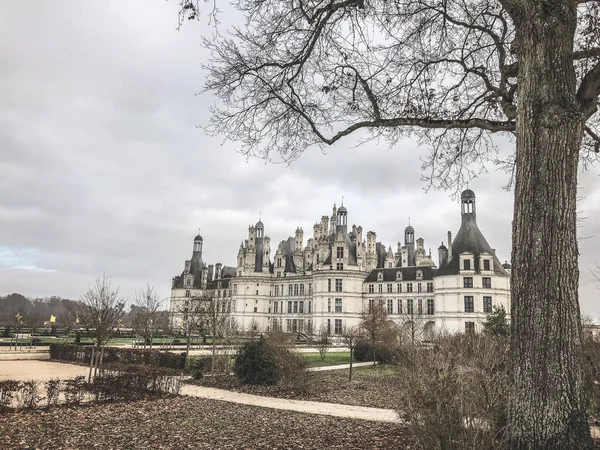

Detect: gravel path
181,384,401,423
0,360,88,381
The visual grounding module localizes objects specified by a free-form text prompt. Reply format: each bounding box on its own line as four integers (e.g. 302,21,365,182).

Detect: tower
193,232,203,255
404,224,416,266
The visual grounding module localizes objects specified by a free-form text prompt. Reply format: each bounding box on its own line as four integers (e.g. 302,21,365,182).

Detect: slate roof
364,266,436,283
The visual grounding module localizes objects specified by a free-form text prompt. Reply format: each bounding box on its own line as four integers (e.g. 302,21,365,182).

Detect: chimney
447,231,453,260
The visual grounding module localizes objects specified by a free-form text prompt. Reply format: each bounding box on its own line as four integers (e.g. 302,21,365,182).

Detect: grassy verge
301,351,352,367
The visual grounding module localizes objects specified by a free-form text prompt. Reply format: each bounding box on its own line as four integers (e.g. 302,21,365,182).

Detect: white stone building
170,190,511,337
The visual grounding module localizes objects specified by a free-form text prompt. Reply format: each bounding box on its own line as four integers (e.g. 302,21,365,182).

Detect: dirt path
308,361,374,372
180,384,400,423
0,360,88,381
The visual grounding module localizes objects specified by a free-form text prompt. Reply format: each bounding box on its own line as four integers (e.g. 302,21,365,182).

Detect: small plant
44,379,61,407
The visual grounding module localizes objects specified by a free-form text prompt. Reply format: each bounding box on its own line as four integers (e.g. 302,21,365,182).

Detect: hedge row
0,369,182,411
49,343,187,370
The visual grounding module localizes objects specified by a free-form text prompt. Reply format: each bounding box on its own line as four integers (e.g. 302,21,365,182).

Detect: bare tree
316,324,332,362
77,275,125,380
246,317,262,341
360,299,388,365
131,284,164,349
180,0,600,445
177,295,207,358
341,325,363,382
203,293,233,373
399,299,429,345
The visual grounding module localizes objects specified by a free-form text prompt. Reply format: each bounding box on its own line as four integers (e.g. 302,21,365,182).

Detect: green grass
301,351,353,367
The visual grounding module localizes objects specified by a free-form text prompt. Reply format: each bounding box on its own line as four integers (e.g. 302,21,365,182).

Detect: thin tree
180,1,599,445
341,325,363,382
178,295,207,358
316,324,332,362
360,299,388,365
77,275,125,380
203,292,233,373
399,299,429,345
132,284,164,349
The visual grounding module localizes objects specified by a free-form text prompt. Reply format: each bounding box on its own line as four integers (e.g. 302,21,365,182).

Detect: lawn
0,397,413,449
301,351,352,367
192,364,401,410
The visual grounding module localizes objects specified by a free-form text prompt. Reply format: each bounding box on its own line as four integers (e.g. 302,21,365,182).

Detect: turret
215,263,223,280
405,225,415,266
295,227,303,251
438,242,448,267
207,264,214,283
193,233,203,254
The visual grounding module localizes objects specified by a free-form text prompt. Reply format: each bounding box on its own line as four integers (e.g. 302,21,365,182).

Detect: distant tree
483,305,510,337
316,324,332,362
246,318,262,341
177,295,207,358
131,284,164,349
360,299,388,365
398,299,429,345
204,293,233,373
341,325,363,381
77,275,126,380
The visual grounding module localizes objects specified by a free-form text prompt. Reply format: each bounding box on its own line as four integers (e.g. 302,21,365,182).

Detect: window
327,298,331,313
335,298,342,313
387,299,393,314
328,279,332,292
398,299,403,314
276,272,281,278
417,283,422,293
464,296,474,313
379,298,385,308
335,279,343,292
482,277,492,289
274,302,278,313
483,296,493,313
416,270,423,280
336,263,344,270
293,301,298,313
406,283,413,293
287,301,292,313
308,284,312,294
300,284,305,295
463,259,471,270
185,290,190,297
294,284,299,296
396,271,402,281
334,319,343,335
426,282,434,293
427,298,435,315
233,284,237,294
407,299,414,315
465,322,475,334
337,246,344,258
186,278,192,286
378,284,383,293
369,298,375,311
253,306,257,313
327,319,331,334
463,277,473,288
288,284,293,296
387,283,393,293
368,284,374,294
274,285,279,296
418,299,423,315
255,290,258,296
308,301,312,314
277,258,282,268
397,283,402,293
299,301,304,314
483,259,491,271
377,272,383,281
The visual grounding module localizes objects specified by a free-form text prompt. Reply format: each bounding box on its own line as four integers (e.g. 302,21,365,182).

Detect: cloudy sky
1,1,599,319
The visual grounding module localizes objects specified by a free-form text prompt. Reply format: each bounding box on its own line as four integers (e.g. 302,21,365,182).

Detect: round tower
255,219,264,238
193,233,203,254
461,189,476,216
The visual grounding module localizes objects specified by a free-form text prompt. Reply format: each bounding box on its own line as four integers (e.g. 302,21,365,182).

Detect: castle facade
170,190,511,337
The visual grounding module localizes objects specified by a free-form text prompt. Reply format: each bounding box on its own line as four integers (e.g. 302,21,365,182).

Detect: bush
583,336,600,424
64,376,87,405
353,340,373,362
186,356,211,379
17,381,40,409
234,339,278,385
0,380,19,411
44,379,60,407
354,340,396,363
396,334,508,450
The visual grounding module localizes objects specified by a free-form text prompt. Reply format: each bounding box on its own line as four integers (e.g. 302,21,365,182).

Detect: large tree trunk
508,2,591,448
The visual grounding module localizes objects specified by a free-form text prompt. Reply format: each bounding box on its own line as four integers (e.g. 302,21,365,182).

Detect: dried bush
582,335,600,425
17,381,40,409
353,340,397,363
0,380,19,411
64,376,87,405
396,334,509,450
44,379,61,408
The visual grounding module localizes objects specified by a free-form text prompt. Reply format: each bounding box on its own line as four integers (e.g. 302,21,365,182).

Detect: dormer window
396,271,403,281
416,270,423,280
377,272,383,281
483,259,491,271
463,259,471,270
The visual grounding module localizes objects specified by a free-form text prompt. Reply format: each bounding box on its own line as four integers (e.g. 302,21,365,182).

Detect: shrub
353,340,373,362
0,380,19,411
64,376,87,405
44,379,61,407
583,336,600,424
186,356,211,379
234,339,278,385
396,334,508,450
17,381,40,409
354,340,396,363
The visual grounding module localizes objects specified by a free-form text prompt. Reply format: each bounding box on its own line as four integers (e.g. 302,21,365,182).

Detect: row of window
273,283,313,297
464,296,494,313
272,300,313,315
376,270,425,282
185,289,232,298
463,277,492,288
368,282,433,294
462,259,492,271
368,298,435,315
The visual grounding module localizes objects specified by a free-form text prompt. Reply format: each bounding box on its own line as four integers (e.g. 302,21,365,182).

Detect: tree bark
508,2,592,447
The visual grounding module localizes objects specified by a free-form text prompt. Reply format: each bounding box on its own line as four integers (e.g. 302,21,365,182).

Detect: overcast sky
1,1,598,319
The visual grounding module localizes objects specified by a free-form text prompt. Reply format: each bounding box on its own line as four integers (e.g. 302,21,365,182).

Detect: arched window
294,284,299,296
288,284,293,296
299,284,305,295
